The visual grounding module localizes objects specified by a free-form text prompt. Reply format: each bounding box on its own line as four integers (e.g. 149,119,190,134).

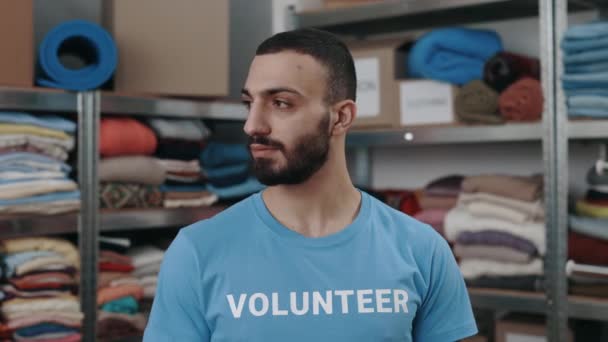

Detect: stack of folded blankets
567,161,608,297
127,246,165,318
147,118,218,209
445,174,546,291
201,142,264,202
99,118,163,210
561,21,608,118
414,175,463,238
0,237,83,341
0,112,80,215
97,236,146,341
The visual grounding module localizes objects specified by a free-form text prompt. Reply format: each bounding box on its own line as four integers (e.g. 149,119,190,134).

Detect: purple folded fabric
456,230,538,256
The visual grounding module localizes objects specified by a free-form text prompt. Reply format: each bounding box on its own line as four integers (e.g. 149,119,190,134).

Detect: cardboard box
399,79,457,126
105,0,228,97
0,0,33,87
348,38,411,128
496,315,573,342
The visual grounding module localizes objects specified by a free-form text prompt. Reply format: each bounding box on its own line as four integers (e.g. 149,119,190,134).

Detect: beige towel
462,174,543,201
99,156,166,185
0,179,78,200
1,296,80,315
0,200,80,215
454,244,534,264
459,258,543,279
1,238,79,267
458,192,544,219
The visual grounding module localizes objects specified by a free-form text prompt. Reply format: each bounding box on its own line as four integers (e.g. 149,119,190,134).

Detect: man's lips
250,144,279,155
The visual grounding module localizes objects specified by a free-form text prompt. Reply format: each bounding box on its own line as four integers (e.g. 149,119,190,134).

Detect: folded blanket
564,49,608,66
97,317,141,340
562,21,608,52
459,193,544,219
1,296,80,316
100,296,139,315
417,193,458,210
569,231,608,265
563,71,608,90
6,313,81,330
138,275,158,287
97,311,146,331
157,159,200,174
0,144,68,162
499,77,544,122
206,163,251,187
207,177,265,200
445,207,545,254
165,173,203,184
10,272,76,291
127,246,165,269
483,52,540,92
14,332,82,342
0,112,76,133
2,251,61,278
570,215,608,241
0,179,78,200
0,169,65,181
462,174,543,201
408,28,502,85
0,284,72,301
576,199,608,218
0,134,74,151
200,142,250,168
454,244,534,264
0,124,71,141
0,192,80,214
466,275,544,292
568,95,608,110
464,201,542,224
160,184,207,193
566,61,608,74
143,284,157,299
378,190,420,216
15,257,76,277
98,272,132,290
146,118,210,141
3,310,83,323
155,138,204,161
100,182,162,209
14,323,78,338
132,263,162,278
100,250,132,267
100,118,157,157
413,209,448,235
566,259,608,277
99,262,134,273
459,258,543,279
569,107,608,118
423,175,463,197
97,285,143,306
163,195,219,209
99,156,166,185
454,80,502,124
0,153,71,173
0,238,79,267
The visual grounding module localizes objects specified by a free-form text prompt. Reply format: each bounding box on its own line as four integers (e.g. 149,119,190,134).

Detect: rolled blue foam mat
37,20,117,91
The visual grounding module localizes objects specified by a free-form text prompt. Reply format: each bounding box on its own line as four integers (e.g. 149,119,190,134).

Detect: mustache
248,136,284,150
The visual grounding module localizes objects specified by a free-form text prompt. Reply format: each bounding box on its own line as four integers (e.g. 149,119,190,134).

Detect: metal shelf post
77,91,100,341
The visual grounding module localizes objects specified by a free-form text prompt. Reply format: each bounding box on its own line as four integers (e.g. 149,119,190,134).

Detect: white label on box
354,58,380,118
506,333,546,342
400,80,453,125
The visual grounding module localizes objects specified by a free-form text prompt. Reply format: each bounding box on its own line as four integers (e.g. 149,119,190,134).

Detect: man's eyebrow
241,87,303,97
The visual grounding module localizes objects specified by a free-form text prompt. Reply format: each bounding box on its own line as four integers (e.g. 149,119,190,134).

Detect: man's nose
244,103,271,137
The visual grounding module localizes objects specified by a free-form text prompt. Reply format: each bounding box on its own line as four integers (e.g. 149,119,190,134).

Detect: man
144,28,477,341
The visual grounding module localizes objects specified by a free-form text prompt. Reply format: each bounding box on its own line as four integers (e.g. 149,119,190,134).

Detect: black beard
250,114,330,186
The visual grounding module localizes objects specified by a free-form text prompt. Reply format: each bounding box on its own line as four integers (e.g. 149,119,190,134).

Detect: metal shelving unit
292,0,608,341
100,206,226,232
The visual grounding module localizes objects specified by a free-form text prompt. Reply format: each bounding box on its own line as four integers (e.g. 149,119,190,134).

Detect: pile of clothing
0,112,80,214
0,237,82,341
407,27,543,124
561,21,608,118
97,237,146,341
201,142,264,202
413,175,463,238
99,118,163,210
445,174,545,291
127,246,165,317
567,161,608,297
147,118,218,209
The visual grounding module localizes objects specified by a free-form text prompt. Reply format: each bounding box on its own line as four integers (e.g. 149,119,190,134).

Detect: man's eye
242,100,252,109
273,100,290,109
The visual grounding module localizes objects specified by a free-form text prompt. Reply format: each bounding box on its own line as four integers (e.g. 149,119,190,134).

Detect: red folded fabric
569,231,608,265
499,77,544,122
100,250,133,266
376,190,420,216
484,51,541,92
99,262,135,273
100,118,158,157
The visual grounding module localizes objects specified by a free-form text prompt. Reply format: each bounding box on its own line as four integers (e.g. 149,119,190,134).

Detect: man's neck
262,157,361,238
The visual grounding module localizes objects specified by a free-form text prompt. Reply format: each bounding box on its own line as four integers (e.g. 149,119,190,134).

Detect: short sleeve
143,231,210,341
412,237,478,342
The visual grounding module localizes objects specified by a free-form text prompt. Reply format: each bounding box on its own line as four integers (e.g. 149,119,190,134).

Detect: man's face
242,51,332,186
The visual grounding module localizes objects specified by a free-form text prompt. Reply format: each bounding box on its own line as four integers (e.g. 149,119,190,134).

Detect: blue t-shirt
144,191,477,341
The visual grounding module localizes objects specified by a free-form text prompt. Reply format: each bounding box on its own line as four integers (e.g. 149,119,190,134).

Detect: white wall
371,11,600,198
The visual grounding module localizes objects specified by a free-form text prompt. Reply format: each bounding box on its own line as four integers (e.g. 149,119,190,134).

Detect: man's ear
331,100,357,136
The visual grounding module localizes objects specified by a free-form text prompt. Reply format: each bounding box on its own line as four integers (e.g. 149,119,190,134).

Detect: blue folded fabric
16,323,78,338
408,27,502,85
568,107,608,118
569,215,608,241
159,184,207,193
0,112,76,133
0,190,80,207
0,153,71,173
565,61,608,74
0,176,68,185
207,177,265,200
564,49,608,65
101,296,139,315
206,163,250,188
567,95,608,109
200,143,250,168
2,251,61,278
37,20,117,91
564,21,608,40
564,88,608,97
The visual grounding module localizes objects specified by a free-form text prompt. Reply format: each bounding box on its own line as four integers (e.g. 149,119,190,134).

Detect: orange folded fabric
100,118,157,157
97,284,144,306
499,77,544,122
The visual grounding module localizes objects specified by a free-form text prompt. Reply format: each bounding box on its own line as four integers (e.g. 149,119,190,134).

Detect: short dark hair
256,28,356,104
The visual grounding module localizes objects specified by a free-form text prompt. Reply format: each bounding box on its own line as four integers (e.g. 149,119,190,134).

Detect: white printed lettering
394,289,409,313
376,289,393,313
334,290,354,314
357,289,374,313
249,293,269,317
312,291,333,315
272,292,288,316
226,294,247,319
290,291,309,315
